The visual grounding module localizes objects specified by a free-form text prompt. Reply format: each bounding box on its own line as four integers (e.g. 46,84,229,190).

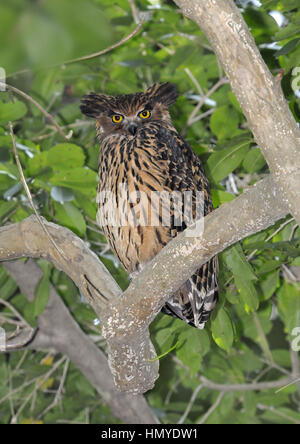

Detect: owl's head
80,83,177,139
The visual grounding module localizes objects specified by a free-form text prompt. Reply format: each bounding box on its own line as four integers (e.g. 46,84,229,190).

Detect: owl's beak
127,122,138,136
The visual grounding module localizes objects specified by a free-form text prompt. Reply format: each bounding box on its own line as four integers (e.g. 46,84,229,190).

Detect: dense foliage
0,0,299,424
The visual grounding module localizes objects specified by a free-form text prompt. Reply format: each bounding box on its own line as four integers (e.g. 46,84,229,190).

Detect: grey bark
2,260,158,424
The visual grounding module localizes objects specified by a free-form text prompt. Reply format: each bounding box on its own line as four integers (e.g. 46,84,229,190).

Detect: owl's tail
161,256,219,329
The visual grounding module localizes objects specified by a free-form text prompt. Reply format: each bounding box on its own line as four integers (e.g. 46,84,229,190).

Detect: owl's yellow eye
112,115,124,123
138,110,151,119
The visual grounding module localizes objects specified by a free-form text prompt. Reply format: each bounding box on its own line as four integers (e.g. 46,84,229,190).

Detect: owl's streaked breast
97,125,172,273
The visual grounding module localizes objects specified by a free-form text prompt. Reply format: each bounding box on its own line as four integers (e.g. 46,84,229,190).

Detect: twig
0,376,41,406
10,356,67,424
6,15,145,79
247,217,295,262
173,357,299,393
184,68,204,96
257,403,300,425
128,0,139,24
164,379,181,405
2,84,70,141
7,365,15,419
0,298,31,328
177,383,203,424
61,15,145,65
9,122,68,264
275,377,300,394
185,77,229,129
290,346,300,378
199,375,298,392
36,358,70,420
252,312,274,364
198,391,225,425
31,120,93,142
225,215,295,289
190,108,214,124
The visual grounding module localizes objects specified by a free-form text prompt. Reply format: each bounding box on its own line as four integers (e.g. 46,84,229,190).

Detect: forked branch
0,176,289,392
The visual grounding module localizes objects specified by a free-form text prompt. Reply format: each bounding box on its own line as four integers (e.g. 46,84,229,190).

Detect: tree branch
0,175,289,392
172,0,300,226
1,84,70,141
2,259,158,424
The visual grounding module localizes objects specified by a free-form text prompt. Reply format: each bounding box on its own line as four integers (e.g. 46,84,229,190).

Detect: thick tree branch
172,0,300,226
1,260,158,424
0,175,289,392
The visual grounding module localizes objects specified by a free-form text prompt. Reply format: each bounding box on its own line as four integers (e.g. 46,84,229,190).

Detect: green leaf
168,45,196,72
74,191,97,219
210,106,240,140
54,201,86,236
154,318,185,352
207,137,251,182
0,162,19,180
0,101,27,123
26,152,49,176
211,189,235,207
176,328,210,373
51,186,75,203
46,143,85,170
275,38,300,57
49,167,98,196
243,9,278,43
211,307,234,352
234,275,259,313
260,407,300,424
33,274,50,317
0,200,18,221
228,91,242,113
223,244,259,312
243,147,266,174
258,270,280,301
0,276,18,300
274,19,300,41
277,282,300,334
238,305,273,343
260,0,299,12
223,244,257,282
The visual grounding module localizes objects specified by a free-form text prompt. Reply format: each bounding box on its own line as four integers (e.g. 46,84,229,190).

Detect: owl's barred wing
162,257,218,329
149,124,218,328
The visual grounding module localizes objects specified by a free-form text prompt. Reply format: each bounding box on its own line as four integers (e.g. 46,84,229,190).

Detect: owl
80,83,218,329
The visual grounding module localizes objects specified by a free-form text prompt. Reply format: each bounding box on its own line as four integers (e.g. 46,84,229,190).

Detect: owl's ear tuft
145,83,178,107
80,93,112,118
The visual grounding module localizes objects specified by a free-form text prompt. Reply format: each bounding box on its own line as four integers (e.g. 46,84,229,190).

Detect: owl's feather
80,83,218,329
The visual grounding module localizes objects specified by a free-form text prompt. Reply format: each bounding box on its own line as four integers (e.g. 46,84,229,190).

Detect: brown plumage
80,83,218,329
